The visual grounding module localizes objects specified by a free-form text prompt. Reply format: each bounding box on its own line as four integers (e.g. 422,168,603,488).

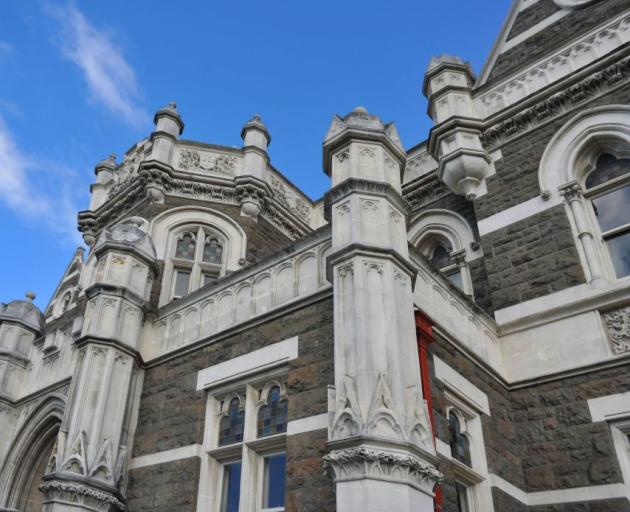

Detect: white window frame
580,154,630,282
167,225,227,301
610,420,630,499
198,368,288,512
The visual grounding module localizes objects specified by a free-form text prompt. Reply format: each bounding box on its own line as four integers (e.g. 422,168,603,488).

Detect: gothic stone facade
2,1,630,511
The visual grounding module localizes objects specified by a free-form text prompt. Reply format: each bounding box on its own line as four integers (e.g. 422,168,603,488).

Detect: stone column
41,218,157,512
89,155,117,212
559,181,607,287
235,114,272,220
322,107,441,512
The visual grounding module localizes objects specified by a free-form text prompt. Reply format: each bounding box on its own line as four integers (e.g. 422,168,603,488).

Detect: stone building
1,0,630,510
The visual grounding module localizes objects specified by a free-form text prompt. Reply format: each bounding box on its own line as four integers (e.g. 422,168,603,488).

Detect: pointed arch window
169,226,226,300
584,154,630,279
448,410,472,467
425,238,466,291
257,385,288,438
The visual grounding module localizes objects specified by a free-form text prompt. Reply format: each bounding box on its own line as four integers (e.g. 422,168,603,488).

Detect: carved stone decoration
482,55,630,149
323,447,442,494
404,175,450,210
39,479,126,511
177,148,237,175
268,175,310,222
603,307,630,354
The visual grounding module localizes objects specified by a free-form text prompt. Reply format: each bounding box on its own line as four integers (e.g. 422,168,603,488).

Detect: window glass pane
446,270,463,290
175,233,196,260
455,482,470,512
263,453,286,509
257,386,288,438
448,411,471,467
219,398,245,446
429,243,453,269
591,185,630,232
606,231,630,278
221,462,241,512
203,237,223,264
174,270,190,298
585,154,630,189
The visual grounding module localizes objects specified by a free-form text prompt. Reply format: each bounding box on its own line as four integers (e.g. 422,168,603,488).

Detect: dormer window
169,226,226,300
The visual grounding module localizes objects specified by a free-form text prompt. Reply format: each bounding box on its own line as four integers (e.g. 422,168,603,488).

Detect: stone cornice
40,475,126,511
323,178,410,222
482,53,630,149
474,12,630,115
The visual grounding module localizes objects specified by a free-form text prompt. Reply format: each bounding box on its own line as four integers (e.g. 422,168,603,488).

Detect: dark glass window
203,272,219,287
257,386,288,438
203,237,223,264
219,398,245,446
175,233,196,260
221,461,242,512
263,453,286,509
430,243,453,269
585,154,630,189
173,270,191,298
448,411,471,467
455,481,470,512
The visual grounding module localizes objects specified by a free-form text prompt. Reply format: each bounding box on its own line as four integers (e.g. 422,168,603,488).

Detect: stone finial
95,154,117,173
153,101,184,135
241,113,271,146
25,291,36,302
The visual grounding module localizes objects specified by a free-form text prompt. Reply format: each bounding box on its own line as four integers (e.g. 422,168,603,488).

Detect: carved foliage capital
39,479,126,511
323,446,442,494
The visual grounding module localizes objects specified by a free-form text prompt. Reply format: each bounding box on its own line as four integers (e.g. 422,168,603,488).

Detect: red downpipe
415,310,443,512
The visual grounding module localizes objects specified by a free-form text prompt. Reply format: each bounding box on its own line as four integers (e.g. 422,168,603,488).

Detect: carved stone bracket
603,306,630,354
323,446,442,495
39,478,126,511
234,177,270,221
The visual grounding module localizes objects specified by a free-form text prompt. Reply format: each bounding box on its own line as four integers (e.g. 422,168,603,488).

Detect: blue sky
0,0,512,309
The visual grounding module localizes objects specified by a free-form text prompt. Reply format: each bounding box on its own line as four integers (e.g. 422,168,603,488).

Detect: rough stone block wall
429,336,630,512
512,365,630,494
128,296,334,507
476,82,630,221
127,457,201,512
480,205,584,311
506,0,560,41
488,0,629,83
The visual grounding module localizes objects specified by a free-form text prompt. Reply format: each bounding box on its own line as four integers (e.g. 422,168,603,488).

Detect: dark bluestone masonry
1,1,630,511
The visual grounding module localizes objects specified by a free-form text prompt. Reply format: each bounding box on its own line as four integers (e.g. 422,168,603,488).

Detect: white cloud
0,115,82,244
0,41,14,57
47,5,148,128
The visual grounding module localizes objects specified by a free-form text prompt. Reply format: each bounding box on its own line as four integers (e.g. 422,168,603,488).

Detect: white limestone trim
501,10,569,53
476,13,630,117
409,209,482,262
588,391,630,422
489,474,528,504
435,438,452,459
287,413,328,435
519,0,543,10
489,474,628,506
128,444,204,470
477,195,559,236
433,356,490,416
196,337,298,391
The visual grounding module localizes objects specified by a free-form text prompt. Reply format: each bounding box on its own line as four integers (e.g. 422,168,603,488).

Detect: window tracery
257,384,288,438
218,396,245,446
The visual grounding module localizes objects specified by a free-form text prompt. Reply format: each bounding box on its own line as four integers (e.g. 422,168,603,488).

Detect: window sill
207,443,243,462
246,433,287,454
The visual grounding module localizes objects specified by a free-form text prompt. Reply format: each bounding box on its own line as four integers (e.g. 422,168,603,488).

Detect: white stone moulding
476,13,630,117
196,336,299,391
174,146,242,176
145,240,330,360
433,356,491,416
410,254,504,375
588,390,630,422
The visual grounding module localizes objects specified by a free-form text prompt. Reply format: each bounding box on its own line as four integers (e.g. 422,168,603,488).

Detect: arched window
169,226,226,300
425,238,466,291
257,385,288,438
448,410,471,467
584,154,630,278
218,397,245,446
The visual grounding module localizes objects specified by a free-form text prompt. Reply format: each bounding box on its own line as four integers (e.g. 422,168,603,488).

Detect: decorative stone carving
39,479,125,511
477,13,628,117
323,447,442,493
603,307,630,354
268,175,310,222
177,148,237,175
482,55,630,149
